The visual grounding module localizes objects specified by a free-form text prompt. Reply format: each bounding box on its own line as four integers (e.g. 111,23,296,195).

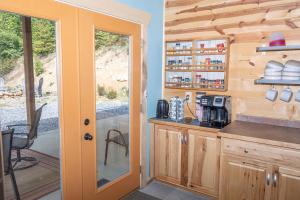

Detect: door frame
0,1,82,199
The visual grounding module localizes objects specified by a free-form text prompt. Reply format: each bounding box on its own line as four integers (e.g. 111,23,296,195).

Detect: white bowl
285,60,300,68
265,68,283,73
282,76,300,80
282,71,300,76
264,75,282,80
264,71,282,76
283,67,300,72
266,60,284,69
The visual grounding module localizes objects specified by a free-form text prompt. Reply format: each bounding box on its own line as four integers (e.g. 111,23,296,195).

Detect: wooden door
220,155,272,200
272,167,300,200
78,9,141,200
154,125,184,185
187,130,220,197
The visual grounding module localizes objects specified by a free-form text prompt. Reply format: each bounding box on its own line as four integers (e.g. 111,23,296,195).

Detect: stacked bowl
282,60,300,81
264,61,284,80
263,60,300,81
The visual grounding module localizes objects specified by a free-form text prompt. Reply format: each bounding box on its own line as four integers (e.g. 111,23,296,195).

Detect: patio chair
8,103,47,170
104,129,129,165
2,129,21,200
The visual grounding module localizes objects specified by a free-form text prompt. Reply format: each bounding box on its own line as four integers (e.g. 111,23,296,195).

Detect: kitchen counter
149,118,220,133
150,118,300,149
220,120,300,150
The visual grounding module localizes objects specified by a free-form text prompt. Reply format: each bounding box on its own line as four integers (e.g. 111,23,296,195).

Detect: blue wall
115,0,164,176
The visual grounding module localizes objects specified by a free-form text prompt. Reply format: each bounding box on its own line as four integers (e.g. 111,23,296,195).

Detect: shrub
106,89,117,99
0,32,22,76
31,18,56,56
97,85,106,96
0,58,17,76
34,60,44,76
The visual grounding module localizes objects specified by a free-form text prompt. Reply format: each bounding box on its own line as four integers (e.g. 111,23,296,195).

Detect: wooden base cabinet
154,125,184,185
275,167,300,200
220,155,272,200
187,130,220,197
154,125,220,198
220,138,300,200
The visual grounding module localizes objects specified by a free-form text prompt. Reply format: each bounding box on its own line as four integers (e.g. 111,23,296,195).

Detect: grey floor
123,181,212,200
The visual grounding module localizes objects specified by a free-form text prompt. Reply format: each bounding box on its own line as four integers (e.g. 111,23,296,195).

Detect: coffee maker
200,95,231,128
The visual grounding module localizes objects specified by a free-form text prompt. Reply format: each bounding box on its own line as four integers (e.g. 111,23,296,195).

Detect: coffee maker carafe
200,95,231,128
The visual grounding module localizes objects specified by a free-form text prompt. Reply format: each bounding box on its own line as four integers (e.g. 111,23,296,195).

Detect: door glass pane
95,30,130,188
0,11,61,199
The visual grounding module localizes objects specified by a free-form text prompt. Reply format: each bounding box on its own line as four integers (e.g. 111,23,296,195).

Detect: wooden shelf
194,52,226,56
256,45,300,52
255,78,300,86
165,86,226,91
166,49,192,52
165,69,225,72
166,53,193,56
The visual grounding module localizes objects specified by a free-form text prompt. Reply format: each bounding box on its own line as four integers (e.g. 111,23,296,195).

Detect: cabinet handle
266,173,271,186
273,172,278,188
180,134,184,144
184,135,187,144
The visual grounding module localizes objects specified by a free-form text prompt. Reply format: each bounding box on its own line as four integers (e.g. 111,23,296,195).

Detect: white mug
296,90,300,102
280,88,293,102
266,88,278,101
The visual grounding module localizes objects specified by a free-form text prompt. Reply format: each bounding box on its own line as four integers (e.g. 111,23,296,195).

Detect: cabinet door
220,156,272,200
187,130,220,197
273,167,300,200
155,125,183,185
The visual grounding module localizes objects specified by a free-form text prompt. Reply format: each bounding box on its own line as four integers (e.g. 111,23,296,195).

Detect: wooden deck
4,149,60,200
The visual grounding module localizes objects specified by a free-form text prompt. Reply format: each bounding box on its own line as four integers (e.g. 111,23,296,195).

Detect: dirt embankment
3,46,129,94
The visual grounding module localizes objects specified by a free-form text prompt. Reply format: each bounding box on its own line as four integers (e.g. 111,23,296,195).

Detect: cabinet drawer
222,138,300,168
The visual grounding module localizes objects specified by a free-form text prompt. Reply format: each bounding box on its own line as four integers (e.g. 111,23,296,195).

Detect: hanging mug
266,86,278,102
280,87,293,102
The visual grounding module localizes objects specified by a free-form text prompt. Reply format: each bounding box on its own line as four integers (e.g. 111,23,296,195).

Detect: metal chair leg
104,131,110,165
9,163,20,200
12,149,39,171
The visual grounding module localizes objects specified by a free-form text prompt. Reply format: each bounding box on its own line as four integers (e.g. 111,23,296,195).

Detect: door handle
266,173,271,186
272,172,278,188
84,133,93,141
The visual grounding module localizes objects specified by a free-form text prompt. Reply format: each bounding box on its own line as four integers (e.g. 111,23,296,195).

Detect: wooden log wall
164,0,300,121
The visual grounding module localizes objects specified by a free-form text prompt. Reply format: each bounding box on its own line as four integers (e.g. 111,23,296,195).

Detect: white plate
282,76,300,80
266,60,284,69
264,71,282,76
264,75,282,80
282,72,300,76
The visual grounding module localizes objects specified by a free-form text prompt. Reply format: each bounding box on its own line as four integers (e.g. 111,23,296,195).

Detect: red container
269,39,286,47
